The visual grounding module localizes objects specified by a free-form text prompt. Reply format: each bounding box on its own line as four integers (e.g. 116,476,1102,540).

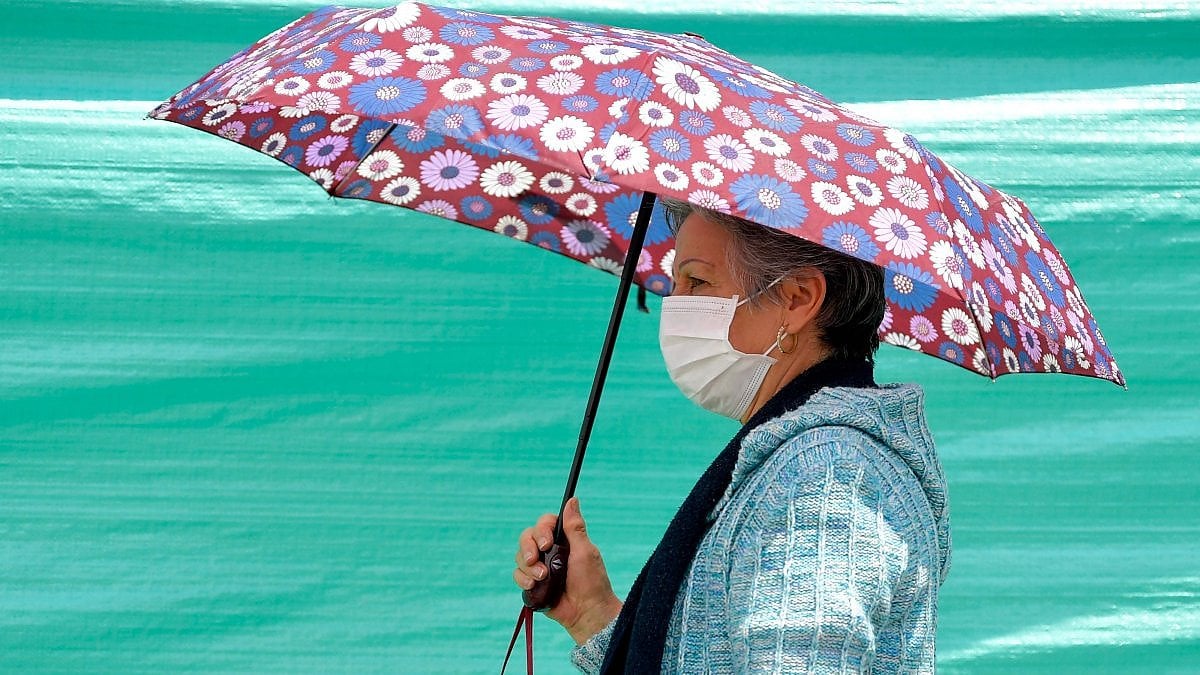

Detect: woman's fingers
513,512,562,588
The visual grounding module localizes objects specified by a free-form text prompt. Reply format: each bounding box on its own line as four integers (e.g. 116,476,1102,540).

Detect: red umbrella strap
500,605,534,675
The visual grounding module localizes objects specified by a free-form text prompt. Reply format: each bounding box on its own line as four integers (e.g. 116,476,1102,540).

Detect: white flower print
687,189,731,213
261,132,288,156
743,128,790,157
691,161,724,188
550,55,584,71
774,159,806,183
379,176,421,205
440,77,486,101
537,71,585,96
929,240,963,289
875,148,906,175
359,3,420,33
582,44,640,65
603,132,651,175
786,98,837,122
652,57,721,111
296,91,340,115
721,105,752,128
638,101,674,128
886,175,929,210
489,73,527,94
274,76,310,97
884,128,923,163
703,134,754,173
317,70,353,89
941,307,980,345
846,175,884,206
406,42,454,64
493,215,528,240
654,163,689,191
479,160,535,198
871,207,927,259
351,49,404,77
660,248,676,279
811,181,855,216
202,102,238,126
473,46,512,65
589,257,624,274
539,172,574,194
487,94,549,131
884,332,921,350
801,134,839,162
357,150,404,181
565,192,597,217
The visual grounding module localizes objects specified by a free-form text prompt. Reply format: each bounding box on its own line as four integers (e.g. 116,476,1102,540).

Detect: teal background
2,1,1198,671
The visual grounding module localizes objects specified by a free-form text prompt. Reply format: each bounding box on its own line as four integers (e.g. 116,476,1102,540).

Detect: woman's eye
688,276,708,289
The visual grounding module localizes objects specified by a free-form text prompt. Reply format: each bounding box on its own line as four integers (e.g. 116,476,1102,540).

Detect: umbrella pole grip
526,191,656,612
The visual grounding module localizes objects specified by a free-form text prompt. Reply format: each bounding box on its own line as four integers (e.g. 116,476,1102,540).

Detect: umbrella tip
681,31,706,41
636,286,649,314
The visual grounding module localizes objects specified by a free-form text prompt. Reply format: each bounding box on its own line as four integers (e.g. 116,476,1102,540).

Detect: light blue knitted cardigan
572,384,952,674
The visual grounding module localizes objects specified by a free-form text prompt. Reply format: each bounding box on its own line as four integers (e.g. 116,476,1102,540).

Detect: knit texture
571,384,951,674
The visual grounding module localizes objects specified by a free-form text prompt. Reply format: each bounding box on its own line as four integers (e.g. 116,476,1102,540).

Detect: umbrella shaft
554,190,657,541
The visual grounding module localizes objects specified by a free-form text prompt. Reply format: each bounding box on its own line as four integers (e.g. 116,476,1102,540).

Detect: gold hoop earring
776,326,797,354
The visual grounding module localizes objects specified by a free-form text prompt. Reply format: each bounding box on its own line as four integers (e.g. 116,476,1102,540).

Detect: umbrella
147,0,1124,666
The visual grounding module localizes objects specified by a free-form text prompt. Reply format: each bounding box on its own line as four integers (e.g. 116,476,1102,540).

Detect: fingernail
532,565,545,580
525,551,537,564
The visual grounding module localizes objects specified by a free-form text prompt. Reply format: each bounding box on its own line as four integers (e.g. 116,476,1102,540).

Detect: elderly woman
514,198,952,673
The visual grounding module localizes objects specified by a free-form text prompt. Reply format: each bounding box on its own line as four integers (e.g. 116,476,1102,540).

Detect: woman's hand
513,497,623,644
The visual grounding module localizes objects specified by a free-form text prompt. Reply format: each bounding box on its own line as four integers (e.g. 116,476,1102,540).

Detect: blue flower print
704,68,771,98
649,129,691,162
459,62,488,78
440,22,495,45
528,40,568,54
342,179,372,199
1024,251,1066,307
288,49,337,75
595,68,654,100
460,196,493,221
994,312,1018,348
836,123,875,147
509,56,545,72
392,122,444,154
677,110,714,136
943,176,984,233
749,101,803,133
281,145,304,167
729,174,809,229
844,152,878,174
926,211,950,235
248,117,274,138
643,274,671,295
603,192,671,245
348,76,427,117
352,119,391,156
340,31,382,53
425,104,485,141
562,95,599,113
822,221,881,262
884,262,940,313
983,277,1003,305
289,115,326,141
988,223,1019,265
519,194,559,225
431,7,503,23
807,158,838,181
530,231,560,251
459,134,539,160
938,341,966,365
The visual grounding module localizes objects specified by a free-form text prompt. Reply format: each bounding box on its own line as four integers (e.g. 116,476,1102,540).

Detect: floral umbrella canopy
149,1,1123,387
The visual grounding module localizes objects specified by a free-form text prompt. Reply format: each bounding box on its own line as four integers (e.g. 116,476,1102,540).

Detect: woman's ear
780,270,826,334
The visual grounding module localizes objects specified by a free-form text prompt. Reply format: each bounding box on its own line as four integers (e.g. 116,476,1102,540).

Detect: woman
514,198,952,673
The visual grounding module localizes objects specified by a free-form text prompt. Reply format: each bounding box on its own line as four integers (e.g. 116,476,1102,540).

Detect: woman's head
661,197,885,364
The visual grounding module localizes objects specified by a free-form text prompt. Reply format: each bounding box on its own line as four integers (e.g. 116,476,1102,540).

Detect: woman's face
671,212,783,355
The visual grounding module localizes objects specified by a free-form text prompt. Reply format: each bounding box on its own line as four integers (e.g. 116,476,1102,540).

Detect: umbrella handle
521,541,570,611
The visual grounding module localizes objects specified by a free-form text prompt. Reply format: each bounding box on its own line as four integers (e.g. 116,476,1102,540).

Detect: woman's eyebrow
676,257,713,269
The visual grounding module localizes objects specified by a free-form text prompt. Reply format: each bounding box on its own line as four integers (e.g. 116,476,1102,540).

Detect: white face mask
658,285,786,420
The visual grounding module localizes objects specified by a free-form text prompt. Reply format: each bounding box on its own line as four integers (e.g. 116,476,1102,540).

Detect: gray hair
660,197,885,362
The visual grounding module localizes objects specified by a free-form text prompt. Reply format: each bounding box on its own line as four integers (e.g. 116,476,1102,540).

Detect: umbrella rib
331,121,398,196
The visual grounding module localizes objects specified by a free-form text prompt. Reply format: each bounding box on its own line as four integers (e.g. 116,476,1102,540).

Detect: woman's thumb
562,497,589,544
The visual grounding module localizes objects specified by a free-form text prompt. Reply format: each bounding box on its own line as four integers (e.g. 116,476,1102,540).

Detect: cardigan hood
715,382,952,583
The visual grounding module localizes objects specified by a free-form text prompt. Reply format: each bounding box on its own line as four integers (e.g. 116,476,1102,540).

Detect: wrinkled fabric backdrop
2,1,1197,672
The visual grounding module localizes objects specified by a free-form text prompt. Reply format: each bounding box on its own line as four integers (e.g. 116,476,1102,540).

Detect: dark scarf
600,357,877,673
